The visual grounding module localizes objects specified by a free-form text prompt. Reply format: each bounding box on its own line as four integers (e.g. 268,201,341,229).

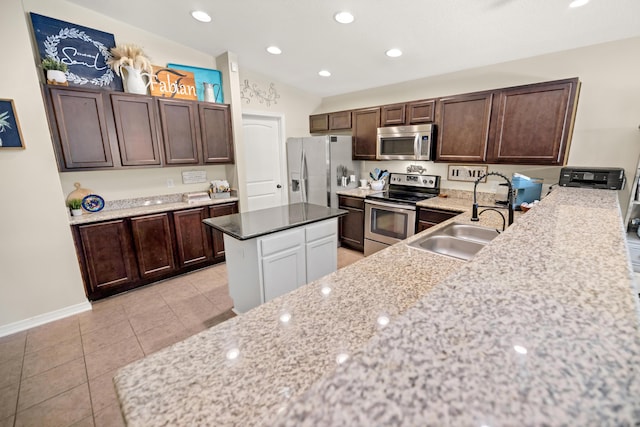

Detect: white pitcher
203,82,221,102
122,65,152,95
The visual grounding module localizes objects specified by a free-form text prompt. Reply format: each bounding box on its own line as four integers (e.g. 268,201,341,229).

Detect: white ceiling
67,0,640,97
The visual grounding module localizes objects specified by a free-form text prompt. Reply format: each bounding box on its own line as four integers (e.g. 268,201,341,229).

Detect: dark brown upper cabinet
44,85,235,171
309,111,352,133
381,103,406,126
352,107,381,160
110,93,162,166
488,78,579,165
309,114,329,133
380,100,435,126
47,87,114,170
199,103,234,164
157,98,201,165
329,111,352,130
407,99,436,124
436,92,494,163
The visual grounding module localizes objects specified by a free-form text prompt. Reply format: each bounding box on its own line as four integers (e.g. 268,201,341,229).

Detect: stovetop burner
366,172,440,205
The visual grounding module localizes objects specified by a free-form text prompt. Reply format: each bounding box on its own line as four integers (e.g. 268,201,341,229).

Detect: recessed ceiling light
334,11,355,24
385,48,403,58
266,46,282,55
569,0,589,7
191,10,212,22
318,70,331,77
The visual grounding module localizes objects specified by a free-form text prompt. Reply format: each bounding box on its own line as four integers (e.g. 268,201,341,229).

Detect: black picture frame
29,12,123,91
0,99,25,149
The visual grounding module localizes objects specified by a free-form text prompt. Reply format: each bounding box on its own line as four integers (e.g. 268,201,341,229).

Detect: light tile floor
0,247,363,427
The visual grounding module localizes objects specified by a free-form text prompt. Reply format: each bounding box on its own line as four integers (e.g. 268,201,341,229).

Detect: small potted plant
67,198,83,216
41,57,68,84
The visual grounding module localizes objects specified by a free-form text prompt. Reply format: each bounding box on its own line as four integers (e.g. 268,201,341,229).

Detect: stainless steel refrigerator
286,135,359,208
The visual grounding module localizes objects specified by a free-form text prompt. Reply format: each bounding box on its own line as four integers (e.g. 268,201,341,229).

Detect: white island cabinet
203,203,345,313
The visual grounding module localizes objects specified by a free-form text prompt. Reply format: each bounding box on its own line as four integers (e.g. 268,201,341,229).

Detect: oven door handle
365,199,416,211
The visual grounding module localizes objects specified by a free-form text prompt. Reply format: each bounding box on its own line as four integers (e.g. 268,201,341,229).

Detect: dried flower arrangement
107,44,153,76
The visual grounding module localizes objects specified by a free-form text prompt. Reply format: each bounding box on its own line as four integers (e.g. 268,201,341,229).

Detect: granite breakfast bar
114,187,640,426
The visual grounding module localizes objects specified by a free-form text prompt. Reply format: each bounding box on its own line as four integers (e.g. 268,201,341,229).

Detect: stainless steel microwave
376,124,435,160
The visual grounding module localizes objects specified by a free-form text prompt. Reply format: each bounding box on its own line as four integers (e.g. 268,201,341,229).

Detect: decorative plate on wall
81,194,105,212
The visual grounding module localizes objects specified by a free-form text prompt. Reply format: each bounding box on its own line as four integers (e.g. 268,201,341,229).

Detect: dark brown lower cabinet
416,207,459,232
74,220,138,299
130,213,177,279
338,196,365,252
174,207,212,267
72,201,238,300
209,202,239,260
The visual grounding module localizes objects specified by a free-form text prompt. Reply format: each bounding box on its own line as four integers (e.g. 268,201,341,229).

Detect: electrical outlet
167,179,174,188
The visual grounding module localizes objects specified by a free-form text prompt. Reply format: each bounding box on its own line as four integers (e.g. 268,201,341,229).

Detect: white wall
239,68,322,138
0,0,88,330
318,37,640,211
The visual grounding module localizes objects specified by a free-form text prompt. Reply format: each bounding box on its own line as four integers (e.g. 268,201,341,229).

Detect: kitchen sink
408,222,499,261
436,222,500,244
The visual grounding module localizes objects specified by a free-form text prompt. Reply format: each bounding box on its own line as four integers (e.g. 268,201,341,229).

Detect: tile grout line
11,332,27,427
78,320,97,427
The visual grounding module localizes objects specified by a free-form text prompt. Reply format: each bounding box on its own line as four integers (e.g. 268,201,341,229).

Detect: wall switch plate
167,179,174,188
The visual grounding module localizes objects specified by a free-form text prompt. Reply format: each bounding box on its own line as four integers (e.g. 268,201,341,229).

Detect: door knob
276,184,282,188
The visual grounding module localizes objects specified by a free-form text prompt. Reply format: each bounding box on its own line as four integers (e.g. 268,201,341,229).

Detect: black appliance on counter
559,167,625,190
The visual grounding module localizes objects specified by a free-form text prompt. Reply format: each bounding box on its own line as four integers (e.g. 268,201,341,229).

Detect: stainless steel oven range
364,172,440,256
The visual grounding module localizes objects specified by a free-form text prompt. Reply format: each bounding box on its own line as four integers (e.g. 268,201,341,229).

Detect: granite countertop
202,203,347,240
275,188,640,426
68,194,239,225
335,187,383,198
113,188,640,426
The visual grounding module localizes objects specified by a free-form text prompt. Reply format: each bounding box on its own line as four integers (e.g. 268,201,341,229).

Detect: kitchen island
114,188,640,426
202,202,347,312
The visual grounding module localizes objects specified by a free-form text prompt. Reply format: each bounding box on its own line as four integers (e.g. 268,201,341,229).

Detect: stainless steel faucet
471,172,514,231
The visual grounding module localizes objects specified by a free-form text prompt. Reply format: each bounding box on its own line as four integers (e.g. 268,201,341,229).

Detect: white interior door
242,113,286,211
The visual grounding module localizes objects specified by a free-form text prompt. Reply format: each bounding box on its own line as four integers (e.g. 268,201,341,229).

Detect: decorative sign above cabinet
448,165,488,182
167,64,224,103
29,13,123,91
150,66,198,100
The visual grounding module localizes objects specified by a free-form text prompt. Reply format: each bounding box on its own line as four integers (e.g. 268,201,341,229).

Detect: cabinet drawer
338,195,364,210
306,219,337,242
260,228,305,257
418,208,458,224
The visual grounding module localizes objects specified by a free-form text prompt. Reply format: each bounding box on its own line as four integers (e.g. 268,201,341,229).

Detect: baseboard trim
0,301,92,338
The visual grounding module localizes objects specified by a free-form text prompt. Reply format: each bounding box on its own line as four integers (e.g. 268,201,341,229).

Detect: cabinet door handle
276,184,282,189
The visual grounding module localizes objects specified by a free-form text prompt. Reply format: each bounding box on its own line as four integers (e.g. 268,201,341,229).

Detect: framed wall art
29,13,123,91
167,63,224,103
0,99,25,149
